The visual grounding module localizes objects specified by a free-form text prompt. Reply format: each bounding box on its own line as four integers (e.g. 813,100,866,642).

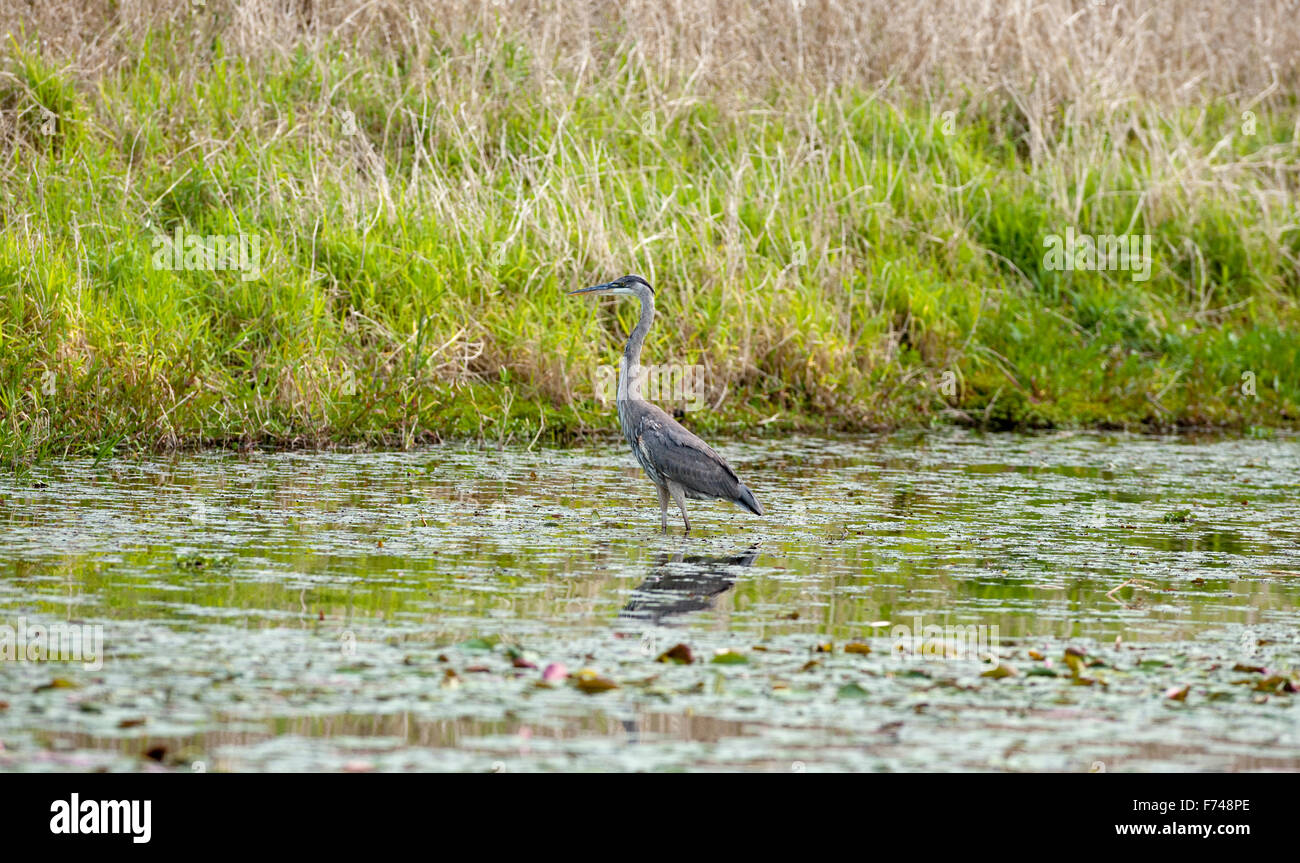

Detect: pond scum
1,1,1298,470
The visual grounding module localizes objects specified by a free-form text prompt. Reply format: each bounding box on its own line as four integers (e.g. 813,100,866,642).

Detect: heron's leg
666,481,691,534
655,484,670,533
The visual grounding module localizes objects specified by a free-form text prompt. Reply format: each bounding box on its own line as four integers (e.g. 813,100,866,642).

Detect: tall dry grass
9,1,1298,101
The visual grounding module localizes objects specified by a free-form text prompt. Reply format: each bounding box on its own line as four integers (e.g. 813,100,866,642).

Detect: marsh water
1,431,1298,772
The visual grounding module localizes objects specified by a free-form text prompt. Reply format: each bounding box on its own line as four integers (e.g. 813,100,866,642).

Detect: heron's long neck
618,290,654,402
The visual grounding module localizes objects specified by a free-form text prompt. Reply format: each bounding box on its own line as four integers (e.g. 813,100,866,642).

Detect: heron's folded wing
635,411,743,500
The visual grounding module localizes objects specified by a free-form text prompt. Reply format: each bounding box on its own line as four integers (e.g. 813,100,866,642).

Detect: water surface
2,431,1298,771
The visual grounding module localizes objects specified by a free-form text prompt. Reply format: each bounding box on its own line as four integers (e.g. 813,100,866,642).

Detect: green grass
1,18,1298,471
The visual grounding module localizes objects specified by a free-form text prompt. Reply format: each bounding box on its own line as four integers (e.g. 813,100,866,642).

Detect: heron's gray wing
629,402,744,500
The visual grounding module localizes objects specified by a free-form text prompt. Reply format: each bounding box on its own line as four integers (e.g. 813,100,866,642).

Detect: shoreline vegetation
1,1,1297,470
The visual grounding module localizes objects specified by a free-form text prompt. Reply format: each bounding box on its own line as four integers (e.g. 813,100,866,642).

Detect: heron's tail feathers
735,484,764,516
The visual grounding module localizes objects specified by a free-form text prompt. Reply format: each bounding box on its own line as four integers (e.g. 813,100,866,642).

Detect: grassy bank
1,1,1298,469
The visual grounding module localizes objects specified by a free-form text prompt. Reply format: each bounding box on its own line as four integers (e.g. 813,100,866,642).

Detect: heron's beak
567,282,615,295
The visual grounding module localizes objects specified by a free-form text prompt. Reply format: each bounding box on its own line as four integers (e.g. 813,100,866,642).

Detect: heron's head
568,274,653,298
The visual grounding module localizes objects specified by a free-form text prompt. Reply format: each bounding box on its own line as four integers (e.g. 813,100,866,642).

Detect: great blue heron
568,275,764,532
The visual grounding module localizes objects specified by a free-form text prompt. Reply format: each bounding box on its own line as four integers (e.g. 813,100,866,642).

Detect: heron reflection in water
619,545,760,626
615,545,760,746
